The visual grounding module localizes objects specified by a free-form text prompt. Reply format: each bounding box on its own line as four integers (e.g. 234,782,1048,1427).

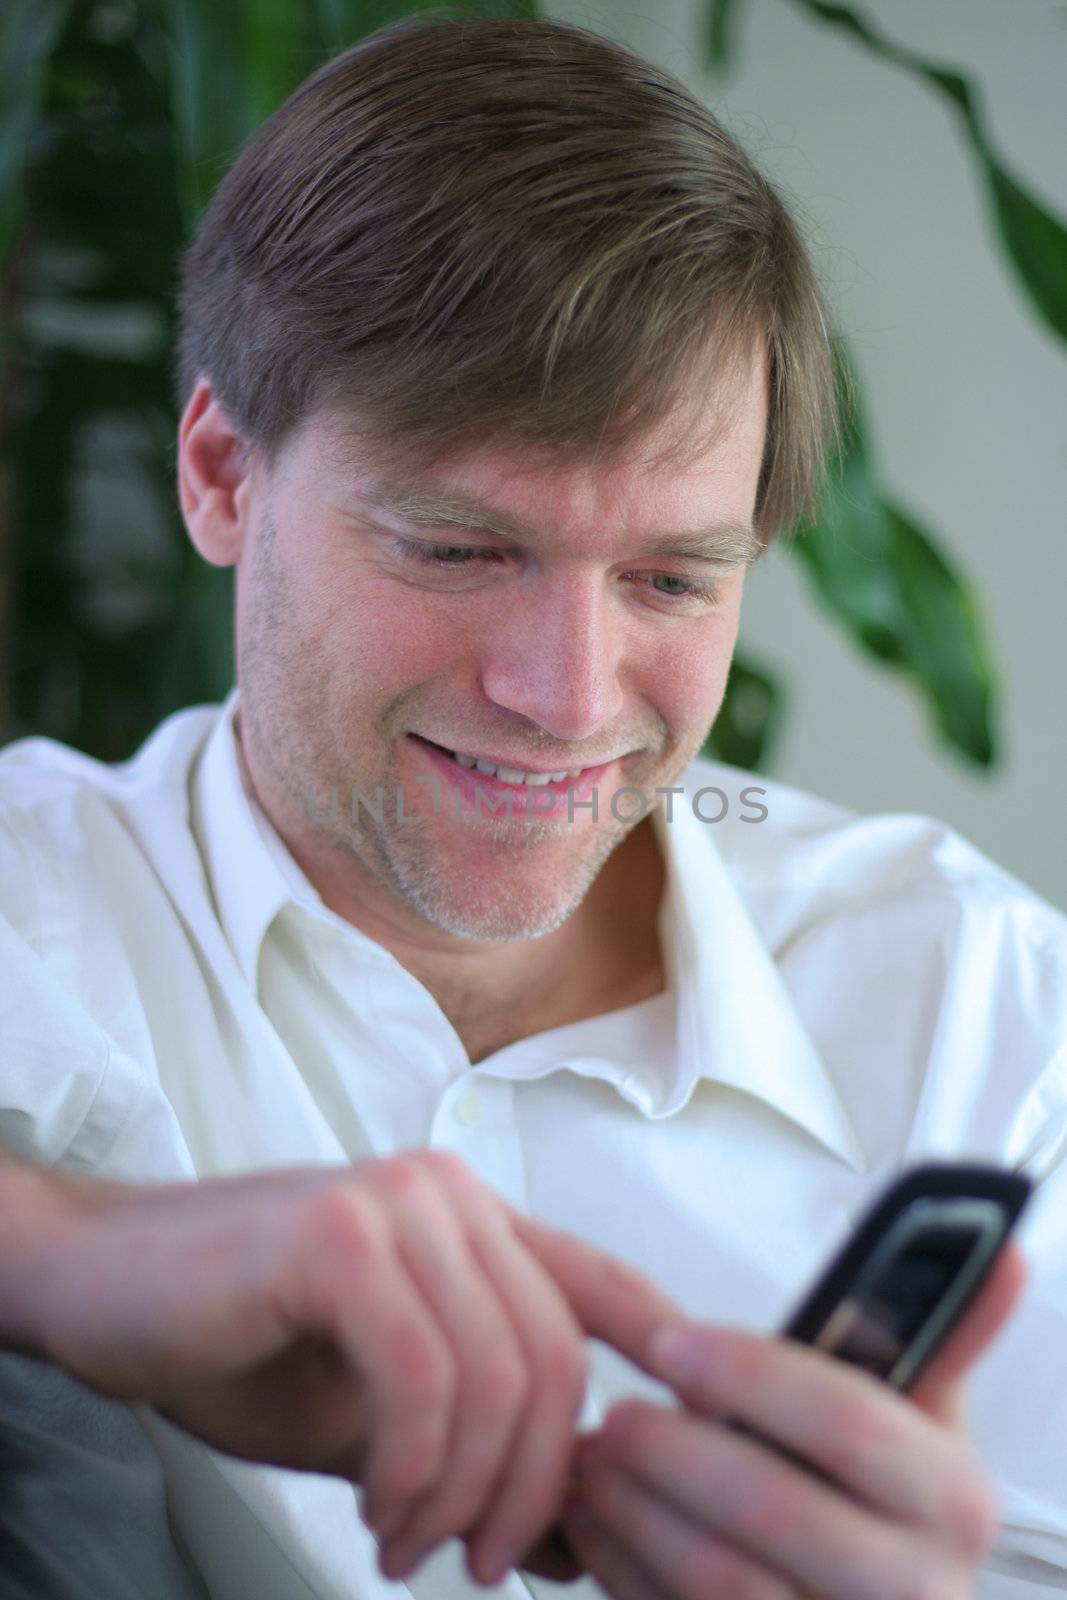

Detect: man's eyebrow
360,484,762,566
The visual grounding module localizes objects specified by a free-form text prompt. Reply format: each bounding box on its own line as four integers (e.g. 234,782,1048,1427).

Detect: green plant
1,0,1063,768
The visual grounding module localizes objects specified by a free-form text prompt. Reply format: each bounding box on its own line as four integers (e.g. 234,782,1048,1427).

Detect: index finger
506,1210,685,1371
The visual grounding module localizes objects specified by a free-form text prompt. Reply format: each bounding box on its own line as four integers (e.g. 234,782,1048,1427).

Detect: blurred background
2,0,1065,903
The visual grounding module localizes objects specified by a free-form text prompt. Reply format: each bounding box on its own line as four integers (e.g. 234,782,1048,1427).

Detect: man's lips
407,734,617,811
409,734,603,778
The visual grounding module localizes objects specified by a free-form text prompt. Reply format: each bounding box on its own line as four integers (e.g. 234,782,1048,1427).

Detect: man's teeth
449,750,585,784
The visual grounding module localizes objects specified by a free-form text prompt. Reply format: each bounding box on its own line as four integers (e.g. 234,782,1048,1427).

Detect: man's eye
620,571,722,606
646,573,707,599
390,539,493,567
387,537,720,607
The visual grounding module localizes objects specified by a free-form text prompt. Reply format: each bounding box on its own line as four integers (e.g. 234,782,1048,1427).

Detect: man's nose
478,568,626,744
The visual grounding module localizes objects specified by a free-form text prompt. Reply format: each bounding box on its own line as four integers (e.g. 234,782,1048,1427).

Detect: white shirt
1,687,1065,1600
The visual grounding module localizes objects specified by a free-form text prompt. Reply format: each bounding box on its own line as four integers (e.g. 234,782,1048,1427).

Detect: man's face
231,346,767,945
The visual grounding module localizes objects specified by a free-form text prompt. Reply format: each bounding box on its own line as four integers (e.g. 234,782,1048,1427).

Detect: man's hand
542,1242,1028,1599
8,1148,684,1588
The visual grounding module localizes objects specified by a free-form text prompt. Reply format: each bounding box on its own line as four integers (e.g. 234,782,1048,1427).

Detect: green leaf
162,0,251,225
243,0,318,130
0,0,71,268
883,501,996,764
784,0,1067,345
174,562,236,707
702,651,783,770
981,161,1067,347
788,345,998,767
0,0,71,395
705,0,745,75
161,0,314,227
5,4,204,753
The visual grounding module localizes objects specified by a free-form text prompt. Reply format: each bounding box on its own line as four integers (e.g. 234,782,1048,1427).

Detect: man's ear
178,377,257,568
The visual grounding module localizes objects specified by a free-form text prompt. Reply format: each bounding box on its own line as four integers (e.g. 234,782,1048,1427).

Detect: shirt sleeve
0,901,192,1181
0,794,191,1182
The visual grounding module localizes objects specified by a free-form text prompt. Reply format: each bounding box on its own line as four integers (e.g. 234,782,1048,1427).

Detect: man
1,11,1064,1599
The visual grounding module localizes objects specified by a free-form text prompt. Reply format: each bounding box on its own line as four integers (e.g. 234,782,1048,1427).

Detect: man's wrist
0,1151,111,1357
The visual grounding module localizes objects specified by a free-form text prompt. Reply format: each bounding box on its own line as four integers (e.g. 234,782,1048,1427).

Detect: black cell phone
532,1162,1031,1582
778,1160,1032,1391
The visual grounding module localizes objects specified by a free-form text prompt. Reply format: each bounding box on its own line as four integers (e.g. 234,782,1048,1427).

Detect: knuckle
303,1182,383,1266
376,1154,440,1203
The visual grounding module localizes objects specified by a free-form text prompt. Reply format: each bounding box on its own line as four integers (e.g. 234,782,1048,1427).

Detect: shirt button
454,1090,483,1127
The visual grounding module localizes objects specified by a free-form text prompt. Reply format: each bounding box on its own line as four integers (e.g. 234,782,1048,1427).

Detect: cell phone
532,1162,1031,1581
778,1160,1032,1390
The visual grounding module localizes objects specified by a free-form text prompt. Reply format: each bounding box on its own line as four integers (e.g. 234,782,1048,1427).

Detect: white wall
549,0,1067,911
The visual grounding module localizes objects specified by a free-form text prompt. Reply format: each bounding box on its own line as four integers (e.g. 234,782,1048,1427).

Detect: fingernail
648,1324,705,1380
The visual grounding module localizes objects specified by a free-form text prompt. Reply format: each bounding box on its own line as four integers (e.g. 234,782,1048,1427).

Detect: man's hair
176,11,840,544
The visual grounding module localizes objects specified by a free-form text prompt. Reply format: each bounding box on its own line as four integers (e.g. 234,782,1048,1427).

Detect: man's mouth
410,735,592,787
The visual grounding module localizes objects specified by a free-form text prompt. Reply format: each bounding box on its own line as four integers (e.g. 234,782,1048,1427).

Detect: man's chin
389,855,591,943
378,807,623,940
402,891,581,945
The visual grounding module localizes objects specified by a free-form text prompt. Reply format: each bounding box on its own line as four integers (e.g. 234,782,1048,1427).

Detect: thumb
909,1239,1029,1426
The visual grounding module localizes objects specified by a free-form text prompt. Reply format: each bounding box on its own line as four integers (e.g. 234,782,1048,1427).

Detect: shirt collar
193,691,864,1171
648,790,864,1169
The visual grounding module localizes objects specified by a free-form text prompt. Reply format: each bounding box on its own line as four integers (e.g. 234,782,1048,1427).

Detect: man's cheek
663,644,736,731
308,581,419,667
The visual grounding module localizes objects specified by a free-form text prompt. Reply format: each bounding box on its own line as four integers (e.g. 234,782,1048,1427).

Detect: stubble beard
358,778,640,943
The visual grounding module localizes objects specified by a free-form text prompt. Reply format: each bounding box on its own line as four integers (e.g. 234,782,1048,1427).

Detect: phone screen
820,1219,985,1377
804,1195,1011,1386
